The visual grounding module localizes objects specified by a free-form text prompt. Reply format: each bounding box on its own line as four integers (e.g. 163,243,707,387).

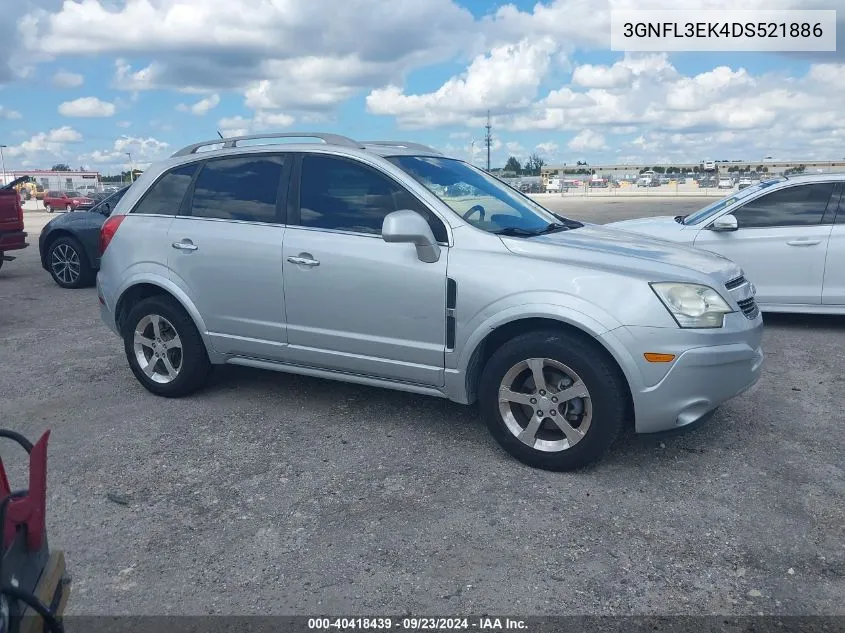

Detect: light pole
125,152,134,182
0,144,7,187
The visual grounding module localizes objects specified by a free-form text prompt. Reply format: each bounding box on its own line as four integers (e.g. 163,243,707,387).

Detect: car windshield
387,155,577,235
682,178,785,225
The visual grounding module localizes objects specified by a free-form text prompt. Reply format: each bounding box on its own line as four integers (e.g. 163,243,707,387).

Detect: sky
0,0,843,175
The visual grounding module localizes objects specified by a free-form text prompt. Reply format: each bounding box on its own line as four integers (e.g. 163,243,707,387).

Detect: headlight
650,282,733,328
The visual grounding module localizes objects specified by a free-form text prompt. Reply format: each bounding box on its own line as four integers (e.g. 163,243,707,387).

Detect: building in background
6,169,102,193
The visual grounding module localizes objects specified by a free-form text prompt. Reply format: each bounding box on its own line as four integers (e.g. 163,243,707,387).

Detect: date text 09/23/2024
308,617,528,631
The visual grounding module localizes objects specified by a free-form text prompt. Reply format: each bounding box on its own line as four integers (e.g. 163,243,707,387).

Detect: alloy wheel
132,314,184,384
50,243,81,286
498,357,593,452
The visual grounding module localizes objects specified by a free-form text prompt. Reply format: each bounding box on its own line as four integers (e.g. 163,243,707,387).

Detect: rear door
167,153,290,360
822,184,845,306
693,182,836,306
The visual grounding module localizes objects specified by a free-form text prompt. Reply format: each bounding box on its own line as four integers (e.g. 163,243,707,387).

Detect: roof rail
362,141,443,155
171,132,365,157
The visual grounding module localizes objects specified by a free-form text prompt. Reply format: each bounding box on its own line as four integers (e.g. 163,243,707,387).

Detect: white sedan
607,174,845,314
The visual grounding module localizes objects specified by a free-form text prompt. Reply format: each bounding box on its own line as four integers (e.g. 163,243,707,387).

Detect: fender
445,293,637,404
114,270,224,362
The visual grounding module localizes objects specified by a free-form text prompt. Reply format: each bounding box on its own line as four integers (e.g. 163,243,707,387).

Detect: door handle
786,239,821,246
287,256,320,267
171,240,198,251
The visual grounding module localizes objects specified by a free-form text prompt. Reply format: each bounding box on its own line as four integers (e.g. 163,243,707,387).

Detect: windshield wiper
674,215,686,224
535,222,570,234
492,226,542,236
493,222,571,237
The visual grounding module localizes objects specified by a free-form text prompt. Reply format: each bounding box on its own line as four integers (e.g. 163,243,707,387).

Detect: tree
653,166,666,174
51,163,71,172
524,153,546,175
504,156,522,174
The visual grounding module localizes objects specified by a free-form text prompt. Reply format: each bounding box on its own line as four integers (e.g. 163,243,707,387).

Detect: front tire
122,296,211,397
47,236,93,288
478,329,627,471
65,204,72,212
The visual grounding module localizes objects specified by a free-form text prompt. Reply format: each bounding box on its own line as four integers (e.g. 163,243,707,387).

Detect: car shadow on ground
204,363,729,474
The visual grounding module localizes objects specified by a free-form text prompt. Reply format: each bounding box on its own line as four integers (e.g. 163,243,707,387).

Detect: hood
606,215,691,240
500,224,741,282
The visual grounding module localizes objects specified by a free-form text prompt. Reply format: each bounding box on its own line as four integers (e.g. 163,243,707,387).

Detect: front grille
725,275,746,290
736,297,759,320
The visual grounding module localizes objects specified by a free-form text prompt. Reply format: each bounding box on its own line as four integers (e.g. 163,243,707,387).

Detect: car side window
188,155,286,223
131,164,198,215
297,154,448,241
733,183,835,228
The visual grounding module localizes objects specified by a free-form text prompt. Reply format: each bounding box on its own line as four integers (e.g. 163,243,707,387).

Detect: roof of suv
169,132,445,161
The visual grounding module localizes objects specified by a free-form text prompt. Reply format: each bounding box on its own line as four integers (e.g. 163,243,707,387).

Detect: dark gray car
38,186,129,288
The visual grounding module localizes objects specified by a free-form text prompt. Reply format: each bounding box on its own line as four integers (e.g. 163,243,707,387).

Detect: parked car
0,176,29,271
718,178,734,189
43,190,95,213
607,174,845,313
738,176,753,190
38,186,129,288
97,132,763,472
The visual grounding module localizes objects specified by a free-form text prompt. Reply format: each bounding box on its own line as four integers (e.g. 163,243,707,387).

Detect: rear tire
478,329,627,471
47,236,94,289
65,204,72,213
122,295,211,397
45,203,53,213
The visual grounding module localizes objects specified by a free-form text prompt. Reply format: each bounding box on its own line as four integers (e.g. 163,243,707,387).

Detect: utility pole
484,110,492,172
125,152,134,182
0,144,7,187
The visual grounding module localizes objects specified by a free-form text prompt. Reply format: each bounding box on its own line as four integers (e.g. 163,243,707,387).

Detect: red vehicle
43,190,95,213
0,176,29,271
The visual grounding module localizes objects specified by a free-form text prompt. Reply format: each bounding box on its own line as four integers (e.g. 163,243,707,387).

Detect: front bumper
601,314,764,434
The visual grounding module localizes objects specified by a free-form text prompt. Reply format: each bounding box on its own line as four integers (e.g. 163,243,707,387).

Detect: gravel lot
0,197,843,616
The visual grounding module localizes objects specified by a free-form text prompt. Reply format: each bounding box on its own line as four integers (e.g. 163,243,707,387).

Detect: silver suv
97,133,764,471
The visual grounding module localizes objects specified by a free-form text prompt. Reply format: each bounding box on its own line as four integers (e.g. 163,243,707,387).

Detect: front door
281,153,449,386
166,154,290,360
694,181,837,306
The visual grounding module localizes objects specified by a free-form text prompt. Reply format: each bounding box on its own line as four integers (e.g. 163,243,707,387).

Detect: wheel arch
460,315,634,424
40,229,93,269
114,279,214,356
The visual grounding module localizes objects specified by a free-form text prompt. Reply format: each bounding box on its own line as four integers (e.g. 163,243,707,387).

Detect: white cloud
568,130,607,151
535,141,559,155
58,97,116,118
52,70,83,88
21,0,475,111
177,93,221,115
366,37,559,127
0,105,21,120
113,59,165,91
4,126,83,160
117,121,131,129
572,63,632,89
79,135,170,172
218,111,295,137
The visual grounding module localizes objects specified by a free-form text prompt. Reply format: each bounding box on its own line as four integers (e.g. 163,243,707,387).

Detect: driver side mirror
709,213,738,232
382,210,441,263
